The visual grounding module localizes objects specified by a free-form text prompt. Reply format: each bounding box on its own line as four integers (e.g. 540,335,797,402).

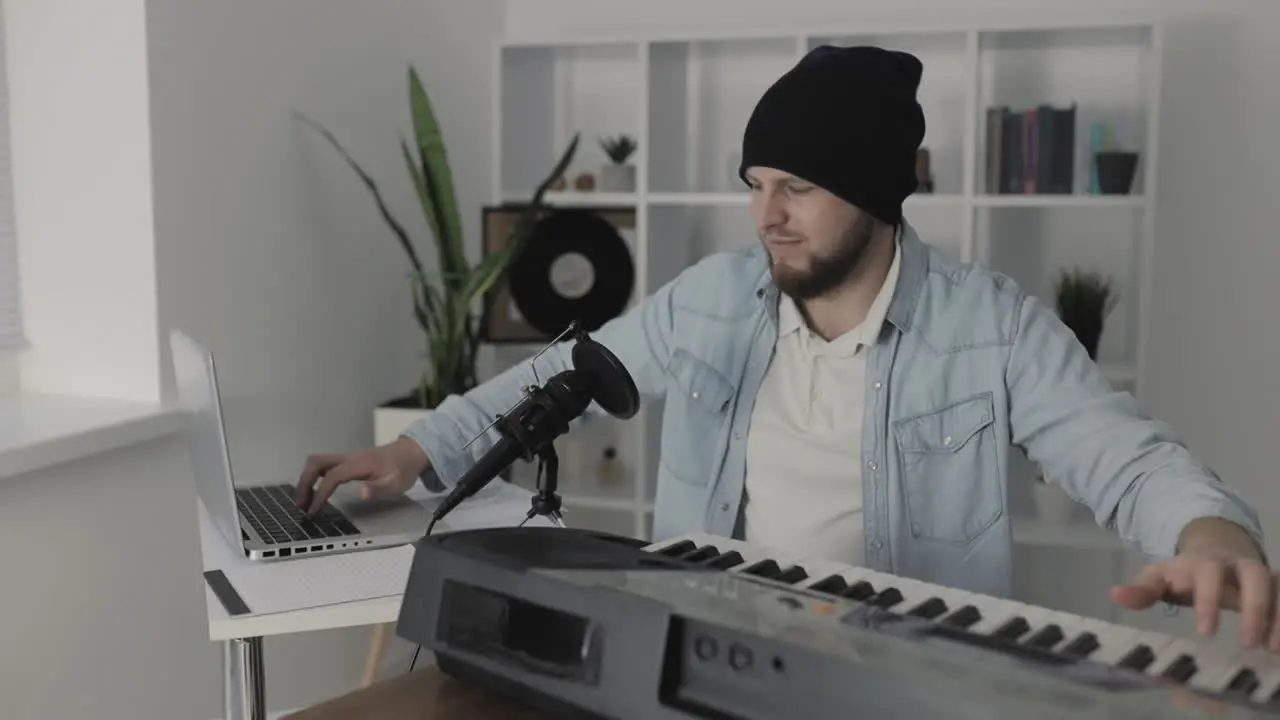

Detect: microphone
426,322,640,534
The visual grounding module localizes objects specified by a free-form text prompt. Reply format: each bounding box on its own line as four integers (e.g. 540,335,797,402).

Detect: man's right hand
294,436,430,514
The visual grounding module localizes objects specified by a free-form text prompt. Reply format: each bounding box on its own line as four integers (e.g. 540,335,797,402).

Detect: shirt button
873,381,883,390
720,502,730,511
943,436,953,447
691,391,700,400
867,460,877,471
734,432,742,439
873,540,883,549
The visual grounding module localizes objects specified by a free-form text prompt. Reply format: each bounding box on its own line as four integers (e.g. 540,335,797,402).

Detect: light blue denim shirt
404,220,1264,599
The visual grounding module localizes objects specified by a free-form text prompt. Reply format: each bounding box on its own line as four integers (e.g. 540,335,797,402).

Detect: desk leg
223,637,265,720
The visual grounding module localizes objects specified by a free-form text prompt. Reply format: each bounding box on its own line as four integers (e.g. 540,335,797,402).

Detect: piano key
1059,631,1100,658
653,538,697,557
680,544,722,562
906,597,949,620
703,550,745,569
1024,623,1066,649
940,605,983,628
1070,618,1140,666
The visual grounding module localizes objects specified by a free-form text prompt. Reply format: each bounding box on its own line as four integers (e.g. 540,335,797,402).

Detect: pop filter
572,333,639,419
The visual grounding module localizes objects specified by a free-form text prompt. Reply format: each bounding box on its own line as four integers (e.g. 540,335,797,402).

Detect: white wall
504,0,1280,566
0,1,505,718
5,0,162,401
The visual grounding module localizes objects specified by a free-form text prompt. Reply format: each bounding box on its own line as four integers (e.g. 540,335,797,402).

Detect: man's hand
294,436,430,514
1110,517,1275,650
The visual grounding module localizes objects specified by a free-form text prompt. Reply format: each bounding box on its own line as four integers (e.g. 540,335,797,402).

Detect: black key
809,575,849,594
1117,645,1155,671
841,580,877,601
870,588,904,609
1226,668,1261,696
992,617,1031,641
742,559,784,579
1060,632,1100,658
776,566,809,584
1024,624,1065,649
941,605,982,628
1161,655,1198,683
907,597,948,619
657,540,696,557
681,545,721,562
703,550,743,569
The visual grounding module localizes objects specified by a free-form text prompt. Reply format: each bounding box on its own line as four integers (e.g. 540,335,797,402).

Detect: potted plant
598,134,637,192
1052,267,1118,361
296,66,578,484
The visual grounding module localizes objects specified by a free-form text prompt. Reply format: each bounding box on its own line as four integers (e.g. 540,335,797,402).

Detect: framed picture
480,203,637,344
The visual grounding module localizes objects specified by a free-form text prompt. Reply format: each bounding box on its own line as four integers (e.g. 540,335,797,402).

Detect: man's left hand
1111,549,1278,650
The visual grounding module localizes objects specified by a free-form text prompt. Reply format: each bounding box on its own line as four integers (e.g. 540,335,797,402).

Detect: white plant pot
373,405,447,492
373,405,432,446
1031,480,1078,525
599,163,636,192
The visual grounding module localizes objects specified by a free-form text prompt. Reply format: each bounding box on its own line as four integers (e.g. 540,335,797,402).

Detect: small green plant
599,134,637,165
296,66,578,409
1053,267,1119,360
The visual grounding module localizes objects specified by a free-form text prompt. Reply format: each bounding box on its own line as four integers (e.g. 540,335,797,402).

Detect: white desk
199,479,552,720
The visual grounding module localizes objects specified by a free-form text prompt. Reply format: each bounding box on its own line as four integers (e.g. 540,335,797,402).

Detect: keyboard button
742,559,784,579
941,605,982,628
704,551,744,569
1117,644,1156,671
991,617,1031,641
870,588,904,609
656,539,696,557
1161,654,1198,683
1059,632,1100,658
841,581,877,601
907,597,948,620
809,575,849,595
776,566,809,584
1024,624,1065,649
681,545,721,562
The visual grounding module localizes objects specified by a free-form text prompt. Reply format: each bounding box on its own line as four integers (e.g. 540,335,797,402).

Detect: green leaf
294,111,425,277
400,138,443,260
408,66,467,289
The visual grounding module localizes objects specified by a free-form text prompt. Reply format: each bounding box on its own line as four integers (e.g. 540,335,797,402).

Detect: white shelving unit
488,14,1162,543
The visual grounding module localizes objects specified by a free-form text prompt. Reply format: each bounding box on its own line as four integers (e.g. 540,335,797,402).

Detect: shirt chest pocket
892,392,1003,545
659,348,737,488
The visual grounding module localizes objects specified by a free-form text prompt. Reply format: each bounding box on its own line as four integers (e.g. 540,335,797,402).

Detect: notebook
204,544,415,617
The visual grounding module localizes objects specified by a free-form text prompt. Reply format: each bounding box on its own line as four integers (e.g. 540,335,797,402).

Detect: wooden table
282,665,546,720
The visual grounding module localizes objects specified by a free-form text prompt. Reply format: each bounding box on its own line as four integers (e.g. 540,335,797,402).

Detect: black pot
1065,319,1103,360
1095,151,1139,195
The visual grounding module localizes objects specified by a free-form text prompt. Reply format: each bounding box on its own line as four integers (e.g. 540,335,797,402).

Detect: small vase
599,163,635,192
1095,151,1139,195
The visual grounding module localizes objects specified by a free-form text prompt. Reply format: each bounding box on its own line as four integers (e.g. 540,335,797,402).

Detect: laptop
169,329,434,562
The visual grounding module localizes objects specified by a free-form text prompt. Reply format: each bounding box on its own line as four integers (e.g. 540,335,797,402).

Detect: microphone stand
522,442,565,528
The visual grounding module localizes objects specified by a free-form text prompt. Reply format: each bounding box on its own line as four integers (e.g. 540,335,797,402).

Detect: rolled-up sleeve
1004,292,1264,561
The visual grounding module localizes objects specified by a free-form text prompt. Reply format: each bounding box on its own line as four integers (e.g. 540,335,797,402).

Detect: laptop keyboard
236,484,361,545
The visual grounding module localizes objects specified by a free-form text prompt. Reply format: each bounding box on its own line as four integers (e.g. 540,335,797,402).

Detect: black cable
409,644,421,671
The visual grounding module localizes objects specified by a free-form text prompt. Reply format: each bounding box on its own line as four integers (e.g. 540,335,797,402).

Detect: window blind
0,7,22,350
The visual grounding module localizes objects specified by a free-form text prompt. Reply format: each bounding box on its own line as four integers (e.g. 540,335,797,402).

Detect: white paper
220,544,415,616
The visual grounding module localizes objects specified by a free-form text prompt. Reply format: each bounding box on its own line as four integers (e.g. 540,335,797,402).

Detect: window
0,7,21,350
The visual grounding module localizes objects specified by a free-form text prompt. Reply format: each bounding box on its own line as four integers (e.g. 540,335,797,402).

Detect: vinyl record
507,209,635,337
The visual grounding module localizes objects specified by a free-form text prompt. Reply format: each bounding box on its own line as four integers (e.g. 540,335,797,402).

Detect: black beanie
739,45,926,226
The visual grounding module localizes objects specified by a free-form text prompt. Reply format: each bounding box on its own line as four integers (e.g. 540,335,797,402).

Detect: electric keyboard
396,526,1280,719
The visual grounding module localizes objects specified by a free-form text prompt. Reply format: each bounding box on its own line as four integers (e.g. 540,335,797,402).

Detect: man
296,46,1277,650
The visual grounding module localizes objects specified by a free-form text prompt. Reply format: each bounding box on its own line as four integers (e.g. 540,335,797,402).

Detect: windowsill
0,392,183,481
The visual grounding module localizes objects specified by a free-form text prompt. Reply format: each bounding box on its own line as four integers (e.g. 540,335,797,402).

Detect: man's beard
765,213,878,300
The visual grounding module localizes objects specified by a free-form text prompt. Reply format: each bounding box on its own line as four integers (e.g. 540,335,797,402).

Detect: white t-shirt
742,238,902,565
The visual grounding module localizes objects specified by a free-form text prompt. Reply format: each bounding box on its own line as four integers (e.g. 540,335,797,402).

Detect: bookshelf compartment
499,42,642,199
647,37,803,194
977,205,1141,371
805,31,971,197
976,24,1155,198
